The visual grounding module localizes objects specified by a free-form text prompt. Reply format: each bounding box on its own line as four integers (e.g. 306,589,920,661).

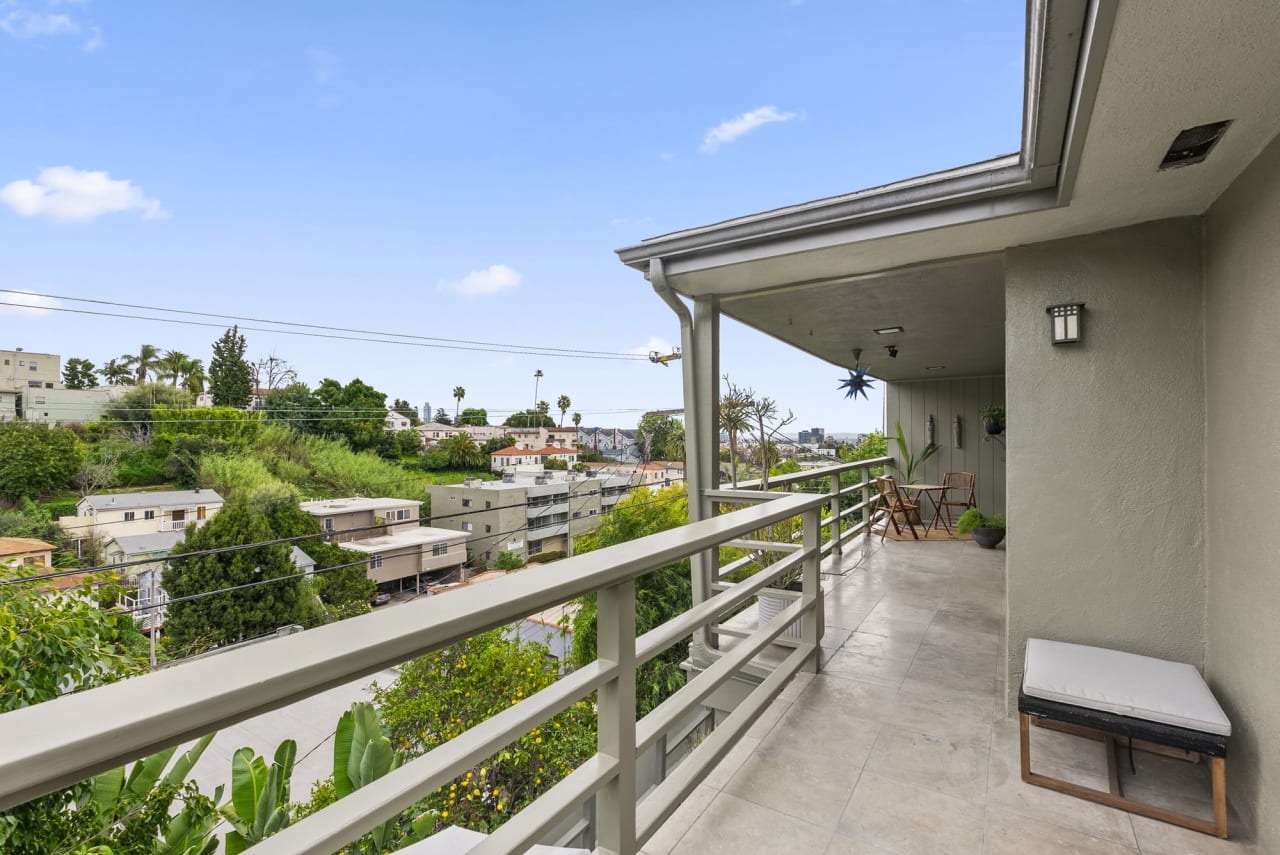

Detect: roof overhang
617,0,1280,380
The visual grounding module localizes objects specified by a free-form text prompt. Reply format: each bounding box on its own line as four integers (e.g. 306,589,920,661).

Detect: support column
596,579,637,855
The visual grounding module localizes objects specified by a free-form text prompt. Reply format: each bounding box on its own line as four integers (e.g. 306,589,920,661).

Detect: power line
0,294,649,361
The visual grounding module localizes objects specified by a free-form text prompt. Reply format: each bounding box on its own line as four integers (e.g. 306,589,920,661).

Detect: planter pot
984,420,1004,436
972,526,1006,549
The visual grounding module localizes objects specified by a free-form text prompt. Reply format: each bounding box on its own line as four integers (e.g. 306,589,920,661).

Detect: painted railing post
829,470,842,556
802,507,822,673
861,464,873,556
596,578,637,854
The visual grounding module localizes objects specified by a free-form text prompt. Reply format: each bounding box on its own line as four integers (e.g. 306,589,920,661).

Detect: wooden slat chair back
874,476,920,541
940,471,977,527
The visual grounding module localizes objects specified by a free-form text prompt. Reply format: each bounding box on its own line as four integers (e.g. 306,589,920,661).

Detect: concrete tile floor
641,539,1256,855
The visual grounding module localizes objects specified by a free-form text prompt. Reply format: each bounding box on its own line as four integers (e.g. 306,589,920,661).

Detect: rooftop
297,496,420,516
110,530,186,556
79,489,224,512
0,537,55,557
340,527,467,554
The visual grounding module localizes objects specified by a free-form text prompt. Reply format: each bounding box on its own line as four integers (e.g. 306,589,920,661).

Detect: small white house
385,410,412,432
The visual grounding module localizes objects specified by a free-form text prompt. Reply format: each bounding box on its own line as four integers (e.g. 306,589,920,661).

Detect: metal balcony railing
0,456,889,855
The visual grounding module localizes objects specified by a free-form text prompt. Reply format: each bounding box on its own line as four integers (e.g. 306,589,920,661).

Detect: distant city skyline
0,1,1023,433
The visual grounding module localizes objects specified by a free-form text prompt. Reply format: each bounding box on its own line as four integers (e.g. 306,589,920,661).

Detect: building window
197,506,206,520
28,380,40,388
29,361,37,370
144,510,155,520
18,360,23,366
462,499,472,508
44,382,52,389
369,555,384,569
324,518,334,532
462,522,473,532
485,501,491,509
529,541,543,556
484,524,492,533
124,512,136,522
432,543,448,556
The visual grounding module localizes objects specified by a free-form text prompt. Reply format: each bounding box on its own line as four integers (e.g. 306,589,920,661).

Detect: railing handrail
734,454,891,490
0,489,828,812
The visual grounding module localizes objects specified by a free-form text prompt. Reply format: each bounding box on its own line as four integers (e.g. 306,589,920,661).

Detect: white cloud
700,105,799,153
629,336,673,357
0,166,168,222
308,46,338,84
438,264,523,296
0,6,77,38
0,289,60,316
82,24,102,51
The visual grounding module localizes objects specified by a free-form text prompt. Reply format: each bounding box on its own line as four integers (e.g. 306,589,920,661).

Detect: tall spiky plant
889,419,939,484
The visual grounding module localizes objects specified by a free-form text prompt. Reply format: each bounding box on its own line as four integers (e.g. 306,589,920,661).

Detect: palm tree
532,369,543,415
99,358,134,386
183,359,206,395
157,350,190,387
557,394,571,427
453,386,466,421
537,400,551,425
126,344,161,384
721,376,754,488
572,412,582,429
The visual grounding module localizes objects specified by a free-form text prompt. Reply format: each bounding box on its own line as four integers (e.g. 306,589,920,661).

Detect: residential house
19,387,117,425
1,348,60,422
385,410,412,432
0,537,55,570
577,427,638,459
59,489,225,568
490,445,579,473
463,424,576,450
426,468,637,564
298,496,462,592
415,421,463,446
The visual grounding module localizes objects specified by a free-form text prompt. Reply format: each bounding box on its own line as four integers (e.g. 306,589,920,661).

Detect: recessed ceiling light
926,365,945,371
1160,120,1232,170
874,326,904,335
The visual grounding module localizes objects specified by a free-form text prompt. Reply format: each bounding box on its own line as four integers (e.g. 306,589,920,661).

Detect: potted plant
956,508,1006,549
982,405,1005,436
889,419,938,524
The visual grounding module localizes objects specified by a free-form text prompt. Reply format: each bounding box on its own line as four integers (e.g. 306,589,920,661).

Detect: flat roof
110,531,186,556
81,489,224,512
342,527,467,554
298,497,421,516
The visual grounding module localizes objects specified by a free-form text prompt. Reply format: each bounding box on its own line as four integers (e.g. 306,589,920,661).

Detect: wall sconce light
953,415,963,449
926,414,936,446
1047,302,1085,344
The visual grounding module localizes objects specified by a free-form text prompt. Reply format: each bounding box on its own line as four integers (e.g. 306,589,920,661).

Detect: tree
371,630,596,834
556,395,570,427
433,408,452,425
208,326,253,408
572,484,691,715
184,358,207,395
74,441,126,496
720,376,753,488
262,382,321,433
531,368,543,414
105,383,195,431
452,386,466,421
98,357,135,386
571,412,581,430
441,433,484,470
123,344,161,384
163,501,313,650
157,350,193,387
62,357,97,389
251,354,298,392
0,423,82,500
259,498,373,621
747,394,795,491
635,413,684,463
536,400,551,420
480,434,517,454
313,377,391,453
457,407,488,426
502,410,553,428
392,398,422,427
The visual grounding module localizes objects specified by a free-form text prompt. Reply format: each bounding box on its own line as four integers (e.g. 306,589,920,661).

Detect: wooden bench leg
1019,712,1229,840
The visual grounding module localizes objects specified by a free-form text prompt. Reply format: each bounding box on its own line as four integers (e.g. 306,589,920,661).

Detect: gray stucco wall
884,377,1006,515
1204,133,1280,848
1003,219,1206,702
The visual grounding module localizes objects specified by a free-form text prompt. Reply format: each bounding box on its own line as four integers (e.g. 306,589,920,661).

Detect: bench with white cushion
1018,638,1232,839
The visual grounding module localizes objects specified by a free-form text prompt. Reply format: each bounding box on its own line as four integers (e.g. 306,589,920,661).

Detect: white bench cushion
1023,638,1231,737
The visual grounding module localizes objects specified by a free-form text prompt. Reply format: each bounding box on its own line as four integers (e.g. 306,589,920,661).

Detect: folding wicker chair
875,476,919,541
940,471,977,528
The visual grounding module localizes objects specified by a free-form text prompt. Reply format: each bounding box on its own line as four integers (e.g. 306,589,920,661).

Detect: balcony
0,458,1252,853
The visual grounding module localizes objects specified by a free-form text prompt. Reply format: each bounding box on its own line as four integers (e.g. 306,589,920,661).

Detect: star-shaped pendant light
838,348,876,400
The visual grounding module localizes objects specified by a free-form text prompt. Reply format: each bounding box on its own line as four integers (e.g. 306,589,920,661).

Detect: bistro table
899,483,953,535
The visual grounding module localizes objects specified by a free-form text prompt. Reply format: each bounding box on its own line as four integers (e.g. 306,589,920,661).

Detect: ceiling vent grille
1160,120,1232,170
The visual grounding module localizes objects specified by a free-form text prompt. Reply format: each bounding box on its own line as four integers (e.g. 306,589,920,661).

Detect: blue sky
1,0,1024,435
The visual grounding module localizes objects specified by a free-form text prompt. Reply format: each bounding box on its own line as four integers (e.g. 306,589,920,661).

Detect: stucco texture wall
1204,132,1280,847
1004,219,1206,702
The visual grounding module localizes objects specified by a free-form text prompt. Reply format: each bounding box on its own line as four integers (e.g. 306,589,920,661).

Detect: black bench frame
1018,690,1228,839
